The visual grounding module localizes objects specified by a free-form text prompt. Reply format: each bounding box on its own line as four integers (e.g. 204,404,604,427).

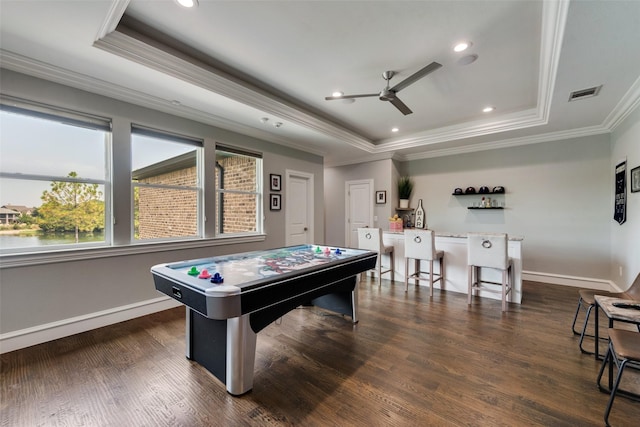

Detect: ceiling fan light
391,127,399,132
483,106,495,113
332,91,344,98
454,41,472,52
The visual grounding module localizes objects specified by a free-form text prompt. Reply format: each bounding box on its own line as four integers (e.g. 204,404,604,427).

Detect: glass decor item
415,199,425,229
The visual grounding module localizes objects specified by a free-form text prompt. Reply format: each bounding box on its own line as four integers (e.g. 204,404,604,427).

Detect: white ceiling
1,0,639,166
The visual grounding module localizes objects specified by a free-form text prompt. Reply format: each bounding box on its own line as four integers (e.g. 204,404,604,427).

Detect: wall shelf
467,207,504,210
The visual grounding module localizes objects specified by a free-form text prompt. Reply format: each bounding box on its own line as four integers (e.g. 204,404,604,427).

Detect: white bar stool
467,232,513,311
404,229,444,296
357,228,394,286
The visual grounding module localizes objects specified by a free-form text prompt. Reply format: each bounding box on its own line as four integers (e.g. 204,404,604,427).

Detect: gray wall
404,135,612,280
324,159,395,246
0,71,324,333
325,133,634,285
610,105,640,289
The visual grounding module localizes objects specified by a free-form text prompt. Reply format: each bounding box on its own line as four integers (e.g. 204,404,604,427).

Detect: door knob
304,227,308,231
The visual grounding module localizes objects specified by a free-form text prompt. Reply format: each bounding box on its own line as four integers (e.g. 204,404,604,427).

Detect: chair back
626,273,640,299
467,232,509,270
357,228,383,253
405,229,436,260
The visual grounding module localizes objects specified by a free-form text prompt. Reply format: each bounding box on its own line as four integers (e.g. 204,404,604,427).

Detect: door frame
344,179,374,247
285,169,314,246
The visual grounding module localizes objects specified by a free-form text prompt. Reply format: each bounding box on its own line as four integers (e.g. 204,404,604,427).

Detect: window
215,145,263,235
131,126,202,241
0,97,111,252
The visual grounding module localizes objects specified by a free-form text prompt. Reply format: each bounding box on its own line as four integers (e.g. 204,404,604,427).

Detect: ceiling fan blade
389,96,413,115
325,93,379,101
390,61,442,93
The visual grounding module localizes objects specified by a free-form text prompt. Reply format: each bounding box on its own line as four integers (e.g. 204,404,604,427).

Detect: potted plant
397,176,414,208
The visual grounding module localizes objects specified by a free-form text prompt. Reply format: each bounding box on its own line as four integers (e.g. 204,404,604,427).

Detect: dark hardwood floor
2,280,639,426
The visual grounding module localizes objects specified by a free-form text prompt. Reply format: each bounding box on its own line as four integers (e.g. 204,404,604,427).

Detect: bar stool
357,227,394,286
404,229,444,296
596,329,640,426
467,232,513,312
571,273,640,354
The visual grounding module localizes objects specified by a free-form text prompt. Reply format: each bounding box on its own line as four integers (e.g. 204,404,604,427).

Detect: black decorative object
270,174,281,191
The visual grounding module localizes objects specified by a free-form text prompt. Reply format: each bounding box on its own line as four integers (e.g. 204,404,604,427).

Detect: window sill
0,234,267,269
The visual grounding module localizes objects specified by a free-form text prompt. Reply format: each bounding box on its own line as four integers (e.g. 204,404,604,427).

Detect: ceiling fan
325,61,442,115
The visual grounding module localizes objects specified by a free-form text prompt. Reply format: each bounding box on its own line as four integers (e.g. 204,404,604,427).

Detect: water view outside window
131,129,201,241
0,107,110,252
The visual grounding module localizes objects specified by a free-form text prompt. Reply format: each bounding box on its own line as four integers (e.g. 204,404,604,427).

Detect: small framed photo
270,193,281,211
631,166,640,193
376,190,387,204
270,174,281,191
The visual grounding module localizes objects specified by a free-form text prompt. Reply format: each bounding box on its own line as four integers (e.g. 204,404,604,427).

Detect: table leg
226,314,257,396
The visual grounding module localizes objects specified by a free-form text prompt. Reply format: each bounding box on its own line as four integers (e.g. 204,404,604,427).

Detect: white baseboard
0,296,181,354
522,271,621,292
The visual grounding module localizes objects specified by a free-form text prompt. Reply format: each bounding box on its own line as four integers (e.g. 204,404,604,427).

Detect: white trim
0,296,181,354
522,270,620,292
0,234,266,269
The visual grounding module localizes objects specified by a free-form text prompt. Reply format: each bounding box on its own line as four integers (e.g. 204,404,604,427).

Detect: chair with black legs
571,273,640,354
596,328,640,426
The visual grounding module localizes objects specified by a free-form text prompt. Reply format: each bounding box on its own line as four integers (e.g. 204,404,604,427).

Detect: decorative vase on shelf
399,199,409,209
415,199,425,229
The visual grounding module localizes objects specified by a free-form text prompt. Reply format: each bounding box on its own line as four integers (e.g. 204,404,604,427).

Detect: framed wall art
270,193,281,211
631,166,640,193
376,191,387,204
270,174,281,191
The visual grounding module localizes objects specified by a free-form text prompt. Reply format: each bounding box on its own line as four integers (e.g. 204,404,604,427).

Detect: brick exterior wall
136,154,257,239
215,156,257,234
137,167,197,239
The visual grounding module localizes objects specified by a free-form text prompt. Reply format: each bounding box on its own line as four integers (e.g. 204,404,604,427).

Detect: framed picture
632,166,640,193
376,190,387,204
270,193,281,211
270,174,281,191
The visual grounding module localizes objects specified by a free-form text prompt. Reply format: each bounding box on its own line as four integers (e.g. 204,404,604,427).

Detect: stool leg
390,251,395,283
604,358,629,427
468,265,473,305
404,258,409,292
502,269,507,312
429,259,434,297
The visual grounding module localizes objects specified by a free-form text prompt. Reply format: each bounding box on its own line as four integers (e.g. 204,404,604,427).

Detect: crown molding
374,108,543,152
93,29,374,152
603,74,640,131
324,151,397,168
95,0,130,39
400,125,610,162
0,50,326,157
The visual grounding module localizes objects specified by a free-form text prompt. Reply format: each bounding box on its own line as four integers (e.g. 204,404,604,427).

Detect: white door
345,179,374,247
286,170,314,245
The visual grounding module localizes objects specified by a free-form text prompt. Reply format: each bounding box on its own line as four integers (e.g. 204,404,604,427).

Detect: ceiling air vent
568,85,602,102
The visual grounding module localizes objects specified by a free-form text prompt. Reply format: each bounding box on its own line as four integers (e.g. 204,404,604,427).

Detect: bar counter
381,230,523,304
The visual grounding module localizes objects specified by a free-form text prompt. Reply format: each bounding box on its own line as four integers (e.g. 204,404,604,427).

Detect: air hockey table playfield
151,244,377,395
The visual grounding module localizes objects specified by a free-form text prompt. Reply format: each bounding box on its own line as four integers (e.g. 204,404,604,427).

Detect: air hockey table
151,244,377,395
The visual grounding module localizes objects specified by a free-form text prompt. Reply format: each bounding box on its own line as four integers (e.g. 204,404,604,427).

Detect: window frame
214,144,264,237
0,96,112,254
130,125,204,243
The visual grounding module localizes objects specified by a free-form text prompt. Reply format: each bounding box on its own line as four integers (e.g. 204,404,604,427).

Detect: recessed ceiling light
260,117,269,123
454,41,472,52
391,127,399,132
483,106,495,113
176,0,198,8
332,91,344,98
